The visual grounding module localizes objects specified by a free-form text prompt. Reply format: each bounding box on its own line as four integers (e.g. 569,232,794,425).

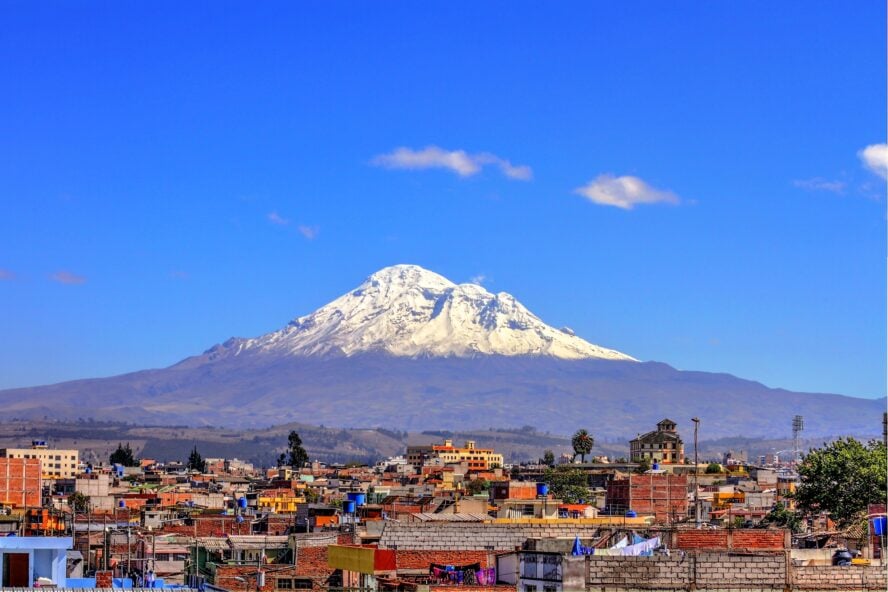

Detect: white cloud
297,225,319,240
0,269,14,281
859,143,888,179
51,271,86,285
371,146,532,180
469,274,487,285
792,177,846,194
574,174,681,210
267,211,290,226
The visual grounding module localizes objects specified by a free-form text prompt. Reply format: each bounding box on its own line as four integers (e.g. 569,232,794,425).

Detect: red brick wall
675,529,786,549
396,550,489,570
732,530,786,549
95,571,113,588
607,474,688,522
0,458,41,507
676,530,729,549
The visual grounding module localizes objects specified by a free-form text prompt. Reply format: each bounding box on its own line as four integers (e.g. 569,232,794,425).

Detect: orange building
407,439,504,471
0,457,42,508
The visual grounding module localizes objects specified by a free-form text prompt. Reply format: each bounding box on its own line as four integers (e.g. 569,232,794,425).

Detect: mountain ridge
193,264,635,362
0,264,881,440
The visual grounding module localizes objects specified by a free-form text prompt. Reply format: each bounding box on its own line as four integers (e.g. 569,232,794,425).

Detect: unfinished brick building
0,457,42,508
606,473,688,523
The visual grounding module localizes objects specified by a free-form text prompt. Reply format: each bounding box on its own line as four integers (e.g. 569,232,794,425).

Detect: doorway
2,553,30,587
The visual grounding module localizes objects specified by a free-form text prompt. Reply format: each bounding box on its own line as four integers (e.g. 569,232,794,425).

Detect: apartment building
0,441,80,479
407,439,504,471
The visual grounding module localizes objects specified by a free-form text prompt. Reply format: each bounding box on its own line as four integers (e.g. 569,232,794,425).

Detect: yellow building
257,495,306,513
0,441,80,479
711,491,745,509
407,439,503,471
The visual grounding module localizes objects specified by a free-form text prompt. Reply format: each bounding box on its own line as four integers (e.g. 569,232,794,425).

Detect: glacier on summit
215,264,636,361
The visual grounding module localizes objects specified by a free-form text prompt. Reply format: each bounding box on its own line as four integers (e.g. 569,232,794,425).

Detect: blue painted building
0,536,71,587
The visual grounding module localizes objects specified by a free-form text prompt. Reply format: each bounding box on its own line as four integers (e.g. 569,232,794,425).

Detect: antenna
792,415,804,464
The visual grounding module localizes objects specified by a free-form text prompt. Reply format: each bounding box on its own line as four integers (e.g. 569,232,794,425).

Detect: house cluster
0,423,884,592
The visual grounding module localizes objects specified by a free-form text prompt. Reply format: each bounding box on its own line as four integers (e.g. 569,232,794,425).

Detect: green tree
571,429,594,463
68,491,91,513
465,478,489,496
287,430,309,468
542,450,555,467
760,502,801,532
187,446,207,472
109,443,137,467
635,458,651,474
705,462,722,474
544,467,590,503
794,437,887,526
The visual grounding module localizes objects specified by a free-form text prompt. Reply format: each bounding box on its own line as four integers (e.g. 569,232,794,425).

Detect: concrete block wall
587,552,888,590
588,555,691,588
378,522,602,551
793,565,888,590
588,552,785,589
694,551,785,588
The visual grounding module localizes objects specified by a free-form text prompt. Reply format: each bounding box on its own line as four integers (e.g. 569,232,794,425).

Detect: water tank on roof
347,492,366,506
625,510,637,518
652,462,660,471
85,466,92,475
237,497,248,509
343,500,356,514
236,515,244,524
118,500,126,508
536,483,549,496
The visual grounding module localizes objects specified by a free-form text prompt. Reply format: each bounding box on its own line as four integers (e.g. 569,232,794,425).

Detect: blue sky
1,2,885,398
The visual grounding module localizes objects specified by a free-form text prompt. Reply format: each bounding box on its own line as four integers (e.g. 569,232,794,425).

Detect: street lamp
691,417,700,528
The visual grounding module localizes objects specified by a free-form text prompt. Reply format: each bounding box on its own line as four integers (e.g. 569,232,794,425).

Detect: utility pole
692,417,700,529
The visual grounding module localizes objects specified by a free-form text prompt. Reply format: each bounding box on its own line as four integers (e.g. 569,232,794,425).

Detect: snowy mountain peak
214,264,637,361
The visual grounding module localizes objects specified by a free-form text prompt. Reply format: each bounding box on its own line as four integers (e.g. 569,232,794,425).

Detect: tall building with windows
629,419,685,464
0,440,80,479
407,439,503,471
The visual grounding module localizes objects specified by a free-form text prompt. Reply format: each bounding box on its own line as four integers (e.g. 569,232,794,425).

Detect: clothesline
572,534,663,557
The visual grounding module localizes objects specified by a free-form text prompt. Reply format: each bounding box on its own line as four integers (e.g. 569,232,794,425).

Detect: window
544,587,558,592
292,579,312,589
542,555,561,580
524,585,537,592
276,578,293,589
522,504,535,517
522,555,538,579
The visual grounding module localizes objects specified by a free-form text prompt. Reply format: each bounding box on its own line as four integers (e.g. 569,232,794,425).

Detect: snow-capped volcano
212,264,636,361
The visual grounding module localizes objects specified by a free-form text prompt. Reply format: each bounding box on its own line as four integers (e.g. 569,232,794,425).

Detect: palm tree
571,429,594,463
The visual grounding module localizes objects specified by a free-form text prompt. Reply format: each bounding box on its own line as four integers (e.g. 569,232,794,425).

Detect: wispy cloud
574,174,681,210
792,177,846,194
469,274,487,285
859,143,888,179
371,146,532,180
297,225,319,240
51,271,86,285
0,269,14,281
267,211,290,226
